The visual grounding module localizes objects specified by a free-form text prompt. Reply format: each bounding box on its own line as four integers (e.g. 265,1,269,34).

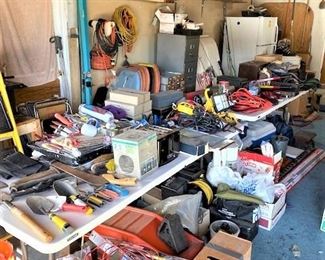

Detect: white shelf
0,152,202,254
232,91,308,122
0,114,245,254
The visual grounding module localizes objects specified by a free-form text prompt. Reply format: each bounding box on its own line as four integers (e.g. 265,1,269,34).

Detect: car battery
210,206,259,241
161,176,188,199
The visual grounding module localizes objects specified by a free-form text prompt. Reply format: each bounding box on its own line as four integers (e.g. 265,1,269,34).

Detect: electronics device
112,129,158,179
140,125,180,166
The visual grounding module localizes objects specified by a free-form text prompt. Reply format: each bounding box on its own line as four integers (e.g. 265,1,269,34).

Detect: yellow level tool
0,74,24,153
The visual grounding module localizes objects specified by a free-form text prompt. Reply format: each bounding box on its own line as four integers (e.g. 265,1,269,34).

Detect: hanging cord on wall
89,19,117,85
113,6,138,53
93,19,119,57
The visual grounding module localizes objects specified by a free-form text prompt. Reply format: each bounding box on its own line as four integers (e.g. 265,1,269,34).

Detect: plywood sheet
262,3,313,53
321,54,325,84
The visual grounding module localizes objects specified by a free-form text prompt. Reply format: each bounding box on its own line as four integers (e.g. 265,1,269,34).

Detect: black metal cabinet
156,33,200,92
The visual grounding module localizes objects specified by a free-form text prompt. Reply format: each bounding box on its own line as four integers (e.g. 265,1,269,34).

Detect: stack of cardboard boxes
105,89,152,120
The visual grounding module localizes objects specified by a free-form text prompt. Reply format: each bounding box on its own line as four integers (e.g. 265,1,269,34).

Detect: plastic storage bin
242,121,276,148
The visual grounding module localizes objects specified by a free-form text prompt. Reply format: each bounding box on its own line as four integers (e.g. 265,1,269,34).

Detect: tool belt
212,198,260,224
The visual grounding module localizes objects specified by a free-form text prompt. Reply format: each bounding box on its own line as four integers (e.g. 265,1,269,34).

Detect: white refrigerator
222,17,278,76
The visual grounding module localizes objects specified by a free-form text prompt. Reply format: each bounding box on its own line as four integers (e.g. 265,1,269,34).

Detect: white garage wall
86,0,249,89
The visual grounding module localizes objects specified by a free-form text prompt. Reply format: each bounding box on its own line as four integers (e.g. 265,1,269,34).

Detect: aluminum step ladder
0,74,23,153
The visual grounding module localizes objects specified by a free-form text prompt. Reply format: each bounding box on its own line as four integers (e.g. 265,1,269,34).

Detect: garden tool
79,192,105,207
26,196,74,233
95,189,118,201
46,195,90,214
53,180,93,215
0,192,53,242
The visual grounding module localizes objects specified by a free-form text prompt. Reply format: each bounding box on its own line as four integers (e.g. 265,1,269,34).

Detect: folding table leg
20,241,28,260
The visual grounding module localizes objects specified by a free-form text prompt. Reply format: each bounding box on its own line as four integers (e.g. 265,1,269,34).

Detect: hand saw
51,161,129,196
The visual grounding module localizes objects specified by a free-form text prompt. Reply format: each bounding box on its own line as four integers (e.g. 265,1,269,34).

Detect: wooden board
321,54,325,84
69,28,81,113
0,117,42,142
14,79,60,105
262,3,313,53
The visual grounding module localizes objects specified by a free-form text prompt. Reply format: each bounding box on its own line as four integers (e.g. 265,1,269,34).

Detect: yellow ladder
0,74,23,153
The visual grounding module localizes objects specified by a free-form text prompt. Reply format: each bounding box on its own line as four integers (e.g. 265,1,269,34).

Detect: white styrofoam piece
232,91,308,122
286,146,304,159
0,152,202,254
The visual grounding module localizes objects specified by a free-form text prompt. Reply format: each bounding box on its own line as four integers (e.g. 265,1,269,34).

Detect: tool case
28,143,111,166
241,120,276,149
210,206,259,241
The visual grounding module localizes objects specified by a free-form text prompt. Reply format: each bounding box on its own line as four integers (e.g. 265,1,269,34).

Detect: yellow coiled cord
113,6,137,52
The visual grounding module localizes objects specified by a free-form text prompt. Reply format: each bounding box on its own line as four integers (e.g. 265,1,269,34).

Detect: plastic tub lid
246,121,276,138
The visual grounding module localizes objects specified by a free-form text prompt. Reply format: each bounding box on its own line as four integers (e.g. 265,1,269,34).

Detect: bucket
0,240,14,260
272,135,289,158
210,220,240,238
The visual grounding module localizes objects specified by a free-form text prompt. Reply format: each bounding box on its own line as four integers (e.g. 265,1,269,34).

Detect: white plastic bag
236,173,275,203
146,192,202,235
206,161,242,188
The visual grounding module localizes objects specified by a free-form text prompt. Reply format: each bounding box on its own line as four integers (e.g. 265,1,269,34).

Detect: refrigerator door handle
274,24,279,44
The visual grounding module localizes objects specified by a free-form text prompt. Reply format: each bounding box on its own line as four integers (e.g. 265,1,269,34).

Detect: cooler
242,121,276,148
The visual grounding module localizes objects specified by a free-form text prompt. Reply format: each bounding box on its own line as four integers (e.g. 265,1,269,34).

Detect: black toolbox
210,206,259,241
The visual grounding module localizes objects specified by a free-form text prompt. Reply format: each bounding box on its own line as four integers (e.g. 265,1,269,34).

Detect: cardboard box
159,23,175,34
282,56,301,69
112,129,158,179
259,204,286,231
194,231,252,260
113,88,150,102
288,91,309,116
104,100,144,118
155,7,174,23
255,54,282,63
109,90,145,105
143,100,152,112
260,191,286,219
238,151,282,176
155,7,175,34
297,53,312,69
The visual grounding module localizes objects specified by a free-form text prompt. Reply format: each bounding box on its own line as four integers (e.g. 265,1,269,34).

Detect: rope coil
113,6,138,53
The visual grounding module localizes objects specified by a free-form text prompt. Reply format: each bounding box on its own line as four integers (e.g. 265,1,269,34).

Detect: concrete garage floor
8,115,325,260
253,115,325,260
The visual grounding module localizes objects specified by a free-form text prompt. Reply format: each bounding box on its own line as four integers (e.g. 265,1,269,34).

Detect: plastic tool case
242,120,276,148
